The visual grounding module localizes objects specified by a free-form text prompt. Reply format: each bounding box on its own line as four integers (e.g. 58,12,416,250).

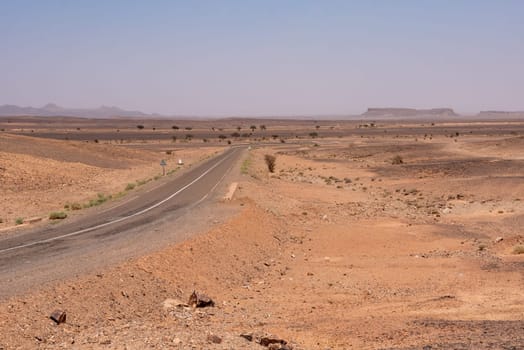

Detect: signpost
160,159,167,176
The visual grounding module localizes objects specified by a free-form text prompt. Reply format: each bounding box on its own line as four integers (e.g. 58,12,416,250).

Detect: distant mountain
362,108,458,118
477,110,524,118
0,103,155,118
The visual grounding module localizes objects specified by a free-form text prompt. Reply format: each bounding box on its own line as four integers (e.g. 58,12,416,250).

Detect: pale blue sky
1,1,523,116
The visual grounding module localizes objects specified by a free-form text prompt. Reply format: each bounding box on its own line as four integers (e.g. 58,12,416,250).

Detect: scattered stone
495,237,504,243
50,310,66,324
268,344,293,350
173,337,182,344
163,298,188,309
260,336,287,347
207,334,222,344
188,291,214,308
240,333,253,342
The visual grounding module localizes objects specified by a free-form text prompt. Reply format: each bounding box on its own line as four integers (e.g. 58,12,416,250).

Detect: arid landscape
0,116,523,349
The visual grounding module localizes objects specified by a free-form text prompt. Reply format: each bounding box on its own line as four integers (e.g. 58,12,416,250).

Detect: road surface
0,146,244,299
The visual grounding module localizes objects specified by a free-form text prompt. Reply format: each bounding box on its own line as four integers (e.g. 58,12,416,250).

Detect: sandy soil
0,123,523,349
0,134,221,229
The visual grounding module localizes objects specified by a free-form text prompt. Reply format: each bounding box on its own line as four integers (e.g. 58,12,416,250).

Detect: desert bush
185,127,192,130
231,132,240,138
49,211,67,220
166,150,173,155
241,158,251,174
71,203,82,210
125,183,136,191
392,155,403,164
136,125,144,130
0,218,3,223
264,154,276,173
172,125,179,130
309,132,318,138
513,245,524,254
97,193,109,203
185,134,193,140
250,125,257,131
260,124,266,130
15,217,24,225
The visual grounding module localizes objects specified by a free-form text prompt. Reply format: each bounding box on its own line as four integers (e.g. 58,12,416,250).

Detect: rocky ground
0,127,523,349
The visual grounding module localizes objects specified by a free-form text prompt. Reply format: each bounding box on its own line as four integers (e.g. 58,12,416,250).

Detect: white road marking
0,149,238,254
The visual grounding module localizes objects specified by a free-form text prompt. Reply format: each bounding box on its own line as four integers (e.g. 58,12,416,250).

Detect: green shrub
241,158,251,174
49,212,67,220
125,183,136,191
15,217,24,225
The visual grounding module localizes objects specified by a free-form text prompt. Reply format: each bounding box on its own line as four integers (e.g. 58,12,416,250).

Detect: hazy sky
1,1,523,116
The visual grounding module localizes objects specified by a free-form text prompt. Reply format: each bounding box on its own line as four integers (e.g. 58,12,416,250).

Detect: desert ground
0,117,523,349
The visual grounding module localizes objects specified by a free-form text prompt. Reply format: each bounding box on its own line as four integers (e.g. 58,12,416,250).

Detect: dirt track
0,119,523,349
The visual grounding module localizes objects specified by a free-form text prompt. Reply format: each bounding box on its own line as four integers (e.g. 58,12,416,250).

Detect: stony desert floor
0,121,523,349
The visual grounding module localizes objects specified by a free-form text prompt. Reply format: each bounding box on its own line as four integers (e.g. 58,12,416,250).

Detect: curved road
0,146,244,299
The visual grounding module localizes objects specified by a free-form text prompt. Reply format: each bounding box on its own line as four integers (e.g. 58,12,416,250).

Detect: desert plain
0,116,523,349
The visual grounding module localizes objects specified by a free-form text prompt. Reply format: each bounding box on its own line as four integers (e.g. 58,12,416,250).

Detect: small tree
264,154,276,173
250,125,257,132
260,124,267,130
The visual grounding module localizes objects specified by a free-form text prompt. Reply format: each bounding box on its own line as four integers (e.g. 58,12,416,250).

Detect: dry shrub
264,154,276,173
392,155,404,165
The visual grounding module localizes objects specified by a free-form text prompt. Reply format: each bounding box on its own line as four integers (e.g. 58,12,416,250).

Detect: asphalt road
0,146,244,299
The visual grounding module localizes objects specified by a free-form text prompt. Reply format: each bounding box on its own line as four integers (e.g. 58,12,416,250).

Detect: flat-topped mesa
363,108,457,118
478,110,524,116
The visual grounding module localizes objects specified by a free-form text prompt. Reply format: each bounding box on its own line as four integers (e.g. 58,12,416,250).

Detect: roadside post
160,159,167,176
